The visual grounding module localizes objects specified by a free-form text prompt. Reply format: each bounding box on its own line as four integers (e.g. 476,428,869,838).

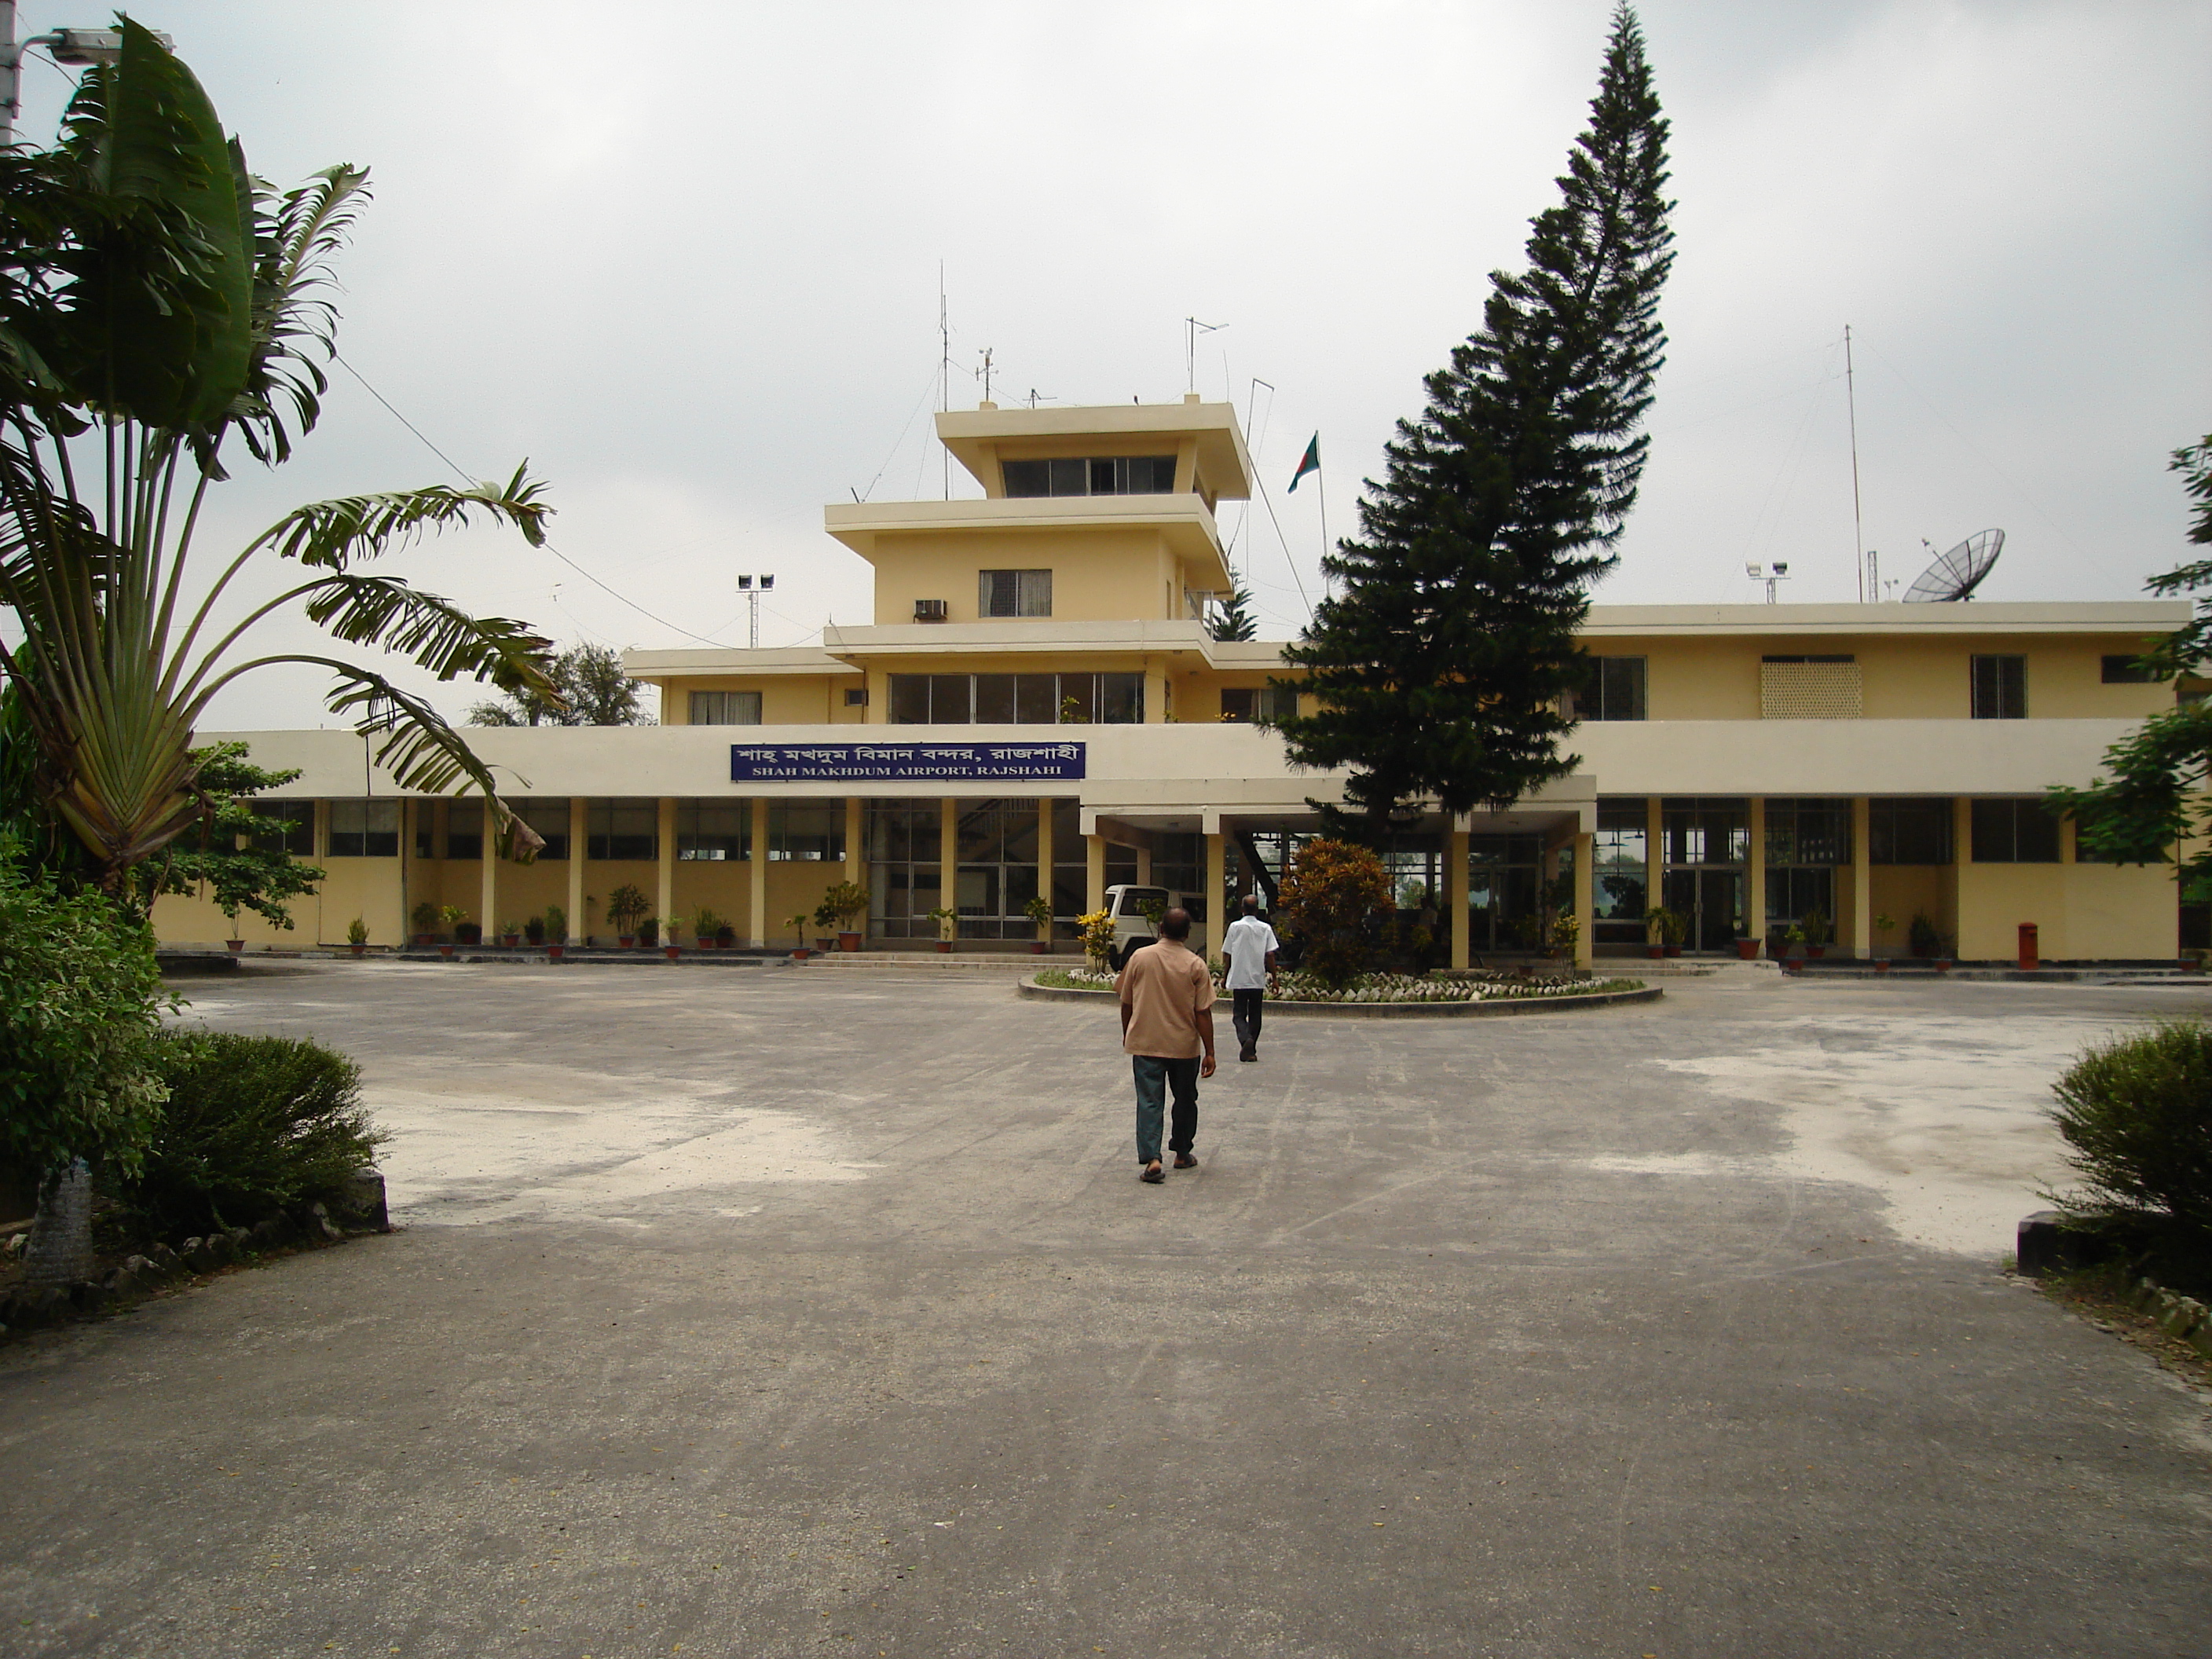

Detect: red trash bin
2018,922,2039,972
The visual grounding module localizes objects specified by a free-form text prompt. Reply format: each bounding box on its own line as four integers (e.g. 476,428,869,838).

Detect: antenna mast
939,265,950,500
1845,324,1867,603
1183,317,1222,395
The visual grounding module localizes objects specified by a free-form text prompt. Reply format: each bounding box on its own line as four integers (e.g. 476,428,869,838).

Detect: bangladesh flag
1287,434,1320,493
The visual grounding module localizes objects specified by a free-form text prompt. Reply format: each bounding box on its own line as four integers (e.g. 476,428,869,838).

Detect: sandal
1140,1163,1166,1184
1174,1152,1198,1170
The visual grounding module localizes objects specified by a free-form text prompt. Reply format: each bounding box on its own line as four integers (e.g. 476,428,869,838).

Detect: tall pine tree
1211,569,1260,642
1272,5,1673,830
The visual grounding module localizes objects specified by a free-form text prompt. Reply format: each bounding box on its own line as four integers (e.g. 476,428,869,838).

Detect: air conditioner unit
914,599,948,621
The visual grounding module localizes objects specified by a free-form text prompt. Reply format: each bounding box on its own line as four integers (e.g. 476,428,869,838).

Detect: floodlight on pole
736,574,775,650
1745,561,1789,605
0,10,172,140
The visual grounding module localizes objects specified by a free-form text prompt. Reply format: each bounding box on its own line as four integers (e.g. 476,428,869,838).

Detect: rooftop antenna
938,264,950,500
1902,529,2005,602
736,573,776,649
1846,324,1867,603
974,346,995,405
1184,317,1223,394
1024,387,1055,408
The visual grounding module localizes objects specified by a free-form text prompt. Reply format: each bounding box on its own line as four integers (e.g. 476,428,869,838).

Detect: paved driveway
2,961,2208,1657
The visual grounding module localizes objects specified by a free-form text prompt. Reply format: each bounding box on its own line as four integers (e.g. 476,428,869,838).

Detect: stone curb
2016,1210,2212,1362
1016,978,1664,1018
0,1168,390,1343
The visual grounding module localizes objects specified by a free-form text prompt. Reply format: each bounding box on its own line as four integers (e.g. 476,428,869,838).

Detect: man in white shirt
1219,895,1282,1063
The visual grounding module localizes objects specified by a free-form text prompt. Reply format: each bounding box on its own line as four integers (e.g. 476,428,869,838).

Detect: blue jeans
1133,1055,1199,1163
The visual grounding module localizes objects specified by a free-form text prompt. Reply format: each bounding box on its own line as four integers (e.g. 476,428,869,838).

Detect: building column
567,797,587,944
1746,797,1767,958
1086,831,1106,916
1449,823,1471,971
1850,795,1872,958
844,797,865,892
748,797,770,947
479,805,498,943
1136,845,1152,886
656,797,678,942
1645,797,1664,937
939,797,961,941
1203,830,1227,957
1036,800,1056,947
1573,830,1595,970
1952,794,1975,959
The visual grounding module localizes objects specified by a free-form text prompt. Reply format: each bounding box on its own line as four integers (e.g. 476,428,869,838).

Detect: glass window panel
1016,569,1051,616
2101,654,2155,684
588,800,657,861
1972,654,2027,719
928,675,971,723
1057,672,1097,723
677,800,749,861
328,799,398,858
888,674,929,724
1047,457,1087,496
770,802,844,862
1661,799,1749,865
513,798,570,860
1016,674,1058,724
1002,459,1049,497
250,800,316,856
1870,799,1952,865
688,690,762,726
1099,673,1143,724
446,797,483,861
1220,687,1254,722
973,674,1016,723
1090,458,1118,494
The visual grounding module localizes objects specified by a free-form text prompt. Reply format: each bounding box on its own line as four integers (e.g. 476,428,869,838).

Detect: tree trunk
22,1159,95,1289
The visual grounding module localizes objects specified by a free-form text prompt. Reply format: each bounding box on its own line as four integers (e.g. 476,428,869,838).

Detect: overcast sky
13,0,2207,728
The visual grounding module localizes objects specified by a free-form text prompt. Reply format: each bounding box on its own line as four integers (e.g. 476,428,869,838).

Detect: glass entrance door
1663,868,1742,952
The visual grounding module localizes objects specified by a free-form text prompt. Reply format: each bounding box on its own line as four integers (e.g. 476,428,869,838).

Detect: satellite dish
1902,529,2005,602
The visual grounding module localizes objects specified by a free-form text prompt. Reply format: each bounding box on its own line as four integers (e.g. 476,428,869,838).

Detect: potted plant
1908,911,1941,960
1547,910,1580,958
1800,906,1831,959
1782,921,1807,970
456,920,482,947
715,922,737,949
437,903,467,958
1734,925,1759,961
544,903,567,961
499,918,522,949
1023,893,1053,953
524,914,546,947
1641,905,1668,960
410,899,438,947
346,917,368,958
220,896,245,953
1872,912,1895,973
786,912,815,960
815,881,870,952
928,904,958,953
606,883,647,947
691,906,723,950
638,915,660,949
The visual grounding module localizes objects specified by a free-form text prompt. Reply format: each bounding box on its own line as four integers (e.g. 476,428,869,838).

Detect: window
954,798,1041,939
1869,798,1953,865
770,801,844,862
1971,654,2027,719
1661,798,1749,866
588,800,657,861
511,798,570,860
866,800,941,939
328,799,398,858
1050,798,1087,934
1580,657,1646,721
1970,798,2060,862
1592,799,1649,942
251,800,314,856
677,801,749,861
844,687,869,708
979,569,1052,618
1763,798,1851,867
2101,654,2156,684
445,798,483,861
886,672,1142,724
1465,835,1545,953
1001,456,1177,497
689,690,762,726
1220,686,1297,723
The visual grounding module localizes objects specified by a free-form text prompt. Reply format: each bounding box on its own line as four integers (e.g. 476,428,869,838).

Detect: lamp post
735,573,775,650
2,10,172,141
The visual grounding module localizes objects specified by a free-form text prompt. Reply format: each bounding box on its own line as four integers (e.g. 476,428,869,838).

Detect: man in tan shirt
1115,907,1218,1184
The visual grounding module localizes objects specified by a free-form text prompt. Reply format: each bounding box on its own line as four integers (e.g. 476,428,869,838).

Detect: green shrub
1276,839,1392,987
117,1031,387,1236
2048,1020,2212,1266
0,848,170,1187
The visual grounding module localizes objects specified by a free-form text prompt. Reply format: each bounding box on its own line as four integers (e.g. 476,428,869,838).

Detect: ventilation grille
1760,660,1863,720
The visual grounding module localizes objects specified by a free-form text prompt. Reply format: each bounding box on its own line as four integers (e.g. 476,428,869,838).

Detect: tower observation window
1002,456,1177,497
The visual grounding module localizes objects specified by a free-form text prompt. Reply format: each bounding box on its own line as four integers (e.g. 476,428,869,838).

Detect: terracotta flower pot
1935,958,1954,974
935,940,952,953
438,944,453,960
665,945,681,960
547,945,565,962
350,944,366,958
617,934,635,948
1646,945,1664,959
1031,941,1049,954
1874,958,1891,974
791,948,810,961
225,939,244,953
839,932,862,952
1735,939,1759,960
413,933,434,947
500,934,519,948
1664,946,1682,958
1807,944,1827,959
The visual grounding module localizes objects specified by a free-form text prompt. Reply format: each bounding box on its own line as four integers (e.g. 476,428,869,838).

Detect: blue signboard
729,741,1086,782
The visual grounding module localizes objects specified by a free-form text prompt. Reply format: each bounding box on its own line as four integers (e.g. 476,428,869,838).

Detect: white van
1104,883,1185,969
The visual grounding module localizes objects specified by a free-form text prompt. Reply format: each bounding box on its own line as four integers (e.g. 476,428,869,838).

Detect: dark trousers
1132,1055,1199,1163
1232,988,1265,1053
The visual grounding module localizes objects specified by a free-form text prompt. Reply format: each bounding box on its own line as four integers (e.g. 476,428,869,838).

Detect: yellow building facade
159,397,2192,966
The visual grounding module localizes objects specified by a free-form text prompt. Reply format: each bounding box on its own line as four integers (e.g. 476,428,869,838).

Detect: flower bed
1034,966,1643,1003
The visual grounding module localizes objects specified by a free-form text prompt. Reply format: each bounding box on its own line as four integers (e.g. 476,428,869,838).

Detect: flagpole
1314,434,1330,595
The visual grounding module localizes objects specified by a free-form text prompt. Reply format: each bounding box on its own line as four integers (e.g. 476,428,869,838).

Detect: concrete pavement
2,961,2208,1657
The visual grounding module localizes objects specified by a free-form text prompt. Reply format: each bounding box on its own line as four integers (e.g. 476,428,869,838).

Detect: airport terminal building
157,397,2191,965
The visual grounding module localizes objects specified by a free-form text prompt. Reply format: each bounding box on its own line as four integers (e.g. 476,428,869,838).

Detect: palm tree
0,21,555,893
